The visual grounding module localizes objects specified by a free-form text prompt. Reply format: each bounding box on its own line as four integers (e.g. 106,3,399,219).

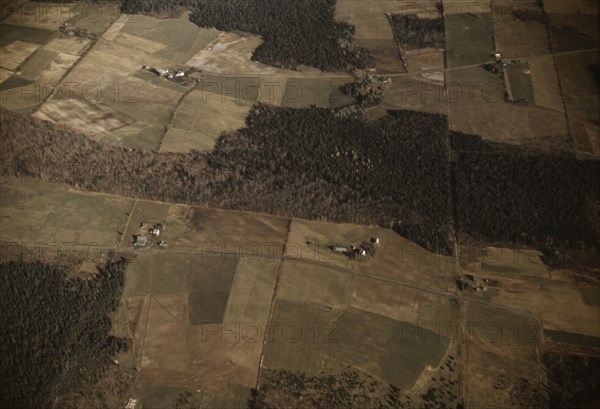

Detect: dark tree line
189,0,374,71
451,132,600,251
25,0,373,71
388,13,445,50
1,106,598,255
0,258,129,409
544,352,600,409
249,368,404,409
0,107,455,254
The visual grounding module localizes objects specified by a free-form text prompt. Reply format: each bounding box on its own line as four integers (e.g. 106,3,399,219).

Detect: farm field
0,3,118,114
335,0,409,74
463,301,543,408
555,50,600,158
445,13,494,67
447,65,571,152
2,170,595,407
459,244,600,339
4,9,359,151
0,177,132,247
1,1,600,408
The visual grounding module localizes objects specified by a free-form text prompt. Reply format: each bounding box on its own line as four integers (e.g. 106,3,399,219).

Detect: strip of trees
1,106,598,255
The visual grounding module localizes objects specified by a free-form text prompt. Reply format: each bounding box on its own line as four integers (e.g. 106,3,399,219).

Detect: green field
550,25,598,53
329,307,449,389
467,303,538,348
579,286,600,306
120,14,219,63
263,300,332,373
544,329,600,347
0,24,55,48
0,178,132,245
446,14,495,67
280,77,353,109
506,61,535,103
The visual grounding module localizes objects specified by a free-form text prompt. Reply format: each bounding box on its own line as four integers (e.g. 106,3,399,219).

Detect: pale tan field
0,68,13,83
336,0,404,40
160,88,253,152
0,40,39,70
527,56,565,112
3,3,77,29
0,177,132,247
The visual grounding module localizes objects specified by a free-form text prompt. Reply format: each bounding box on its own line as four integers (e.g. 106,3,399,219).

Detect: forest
1,107,598,255
544,352,600,409
0,258,129,409
388,13,445,50
249,368,402,409
451,132,600,251
29,0,373,71
189,0,373,71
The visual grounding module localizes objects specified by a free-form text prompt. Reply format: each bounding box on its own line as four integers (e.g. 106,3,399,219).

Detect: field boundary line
157,82,198,151
254,217,293,390
30,35,98,115
118,199,137,251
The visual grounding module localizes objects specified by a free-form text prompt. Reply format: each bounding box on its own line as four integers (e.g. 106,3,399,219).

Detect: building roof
134,235,147,245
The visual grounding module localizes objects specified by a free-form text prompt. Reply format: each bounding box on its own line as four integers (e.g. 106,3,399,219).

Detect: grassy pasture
43,36,90,56
479,246,549,279
544,329,600,347
188,291,231,324
351,275,450,324
335,0,400,40
67,2,120,34
0,178,131,246
579,287,600,307
0,75,34,91
493,19,550,59
18,48,57,80
160,87,253,152
447,65,570,150
36,97,135,137
380,74,447,115
0,40,39,70
223,258,280,325
491,279,600,338
0,68,13,83
102,122,163,150
120,13,217,64
280,77,353,109
125,253,193,297
3,2,78,30
550,24,598,53
355,38,405,74
0,24,55,48
527,56,565,112
466,302,538,347
555,50,599,157
277,260,354,308
329,307,449,389
262,299,333,373
505,62,535,103
463,291,543,408
445,13,494,67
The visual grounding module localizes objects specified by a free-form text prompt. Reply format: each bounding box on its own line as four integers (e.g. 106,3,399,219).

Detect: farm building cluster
455,274,502,293
133,221,168,249
330,236,380,258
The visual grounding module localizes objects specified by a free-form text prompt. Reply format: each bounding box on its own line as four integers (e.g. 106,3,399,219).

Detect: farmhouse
134,235,147,246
